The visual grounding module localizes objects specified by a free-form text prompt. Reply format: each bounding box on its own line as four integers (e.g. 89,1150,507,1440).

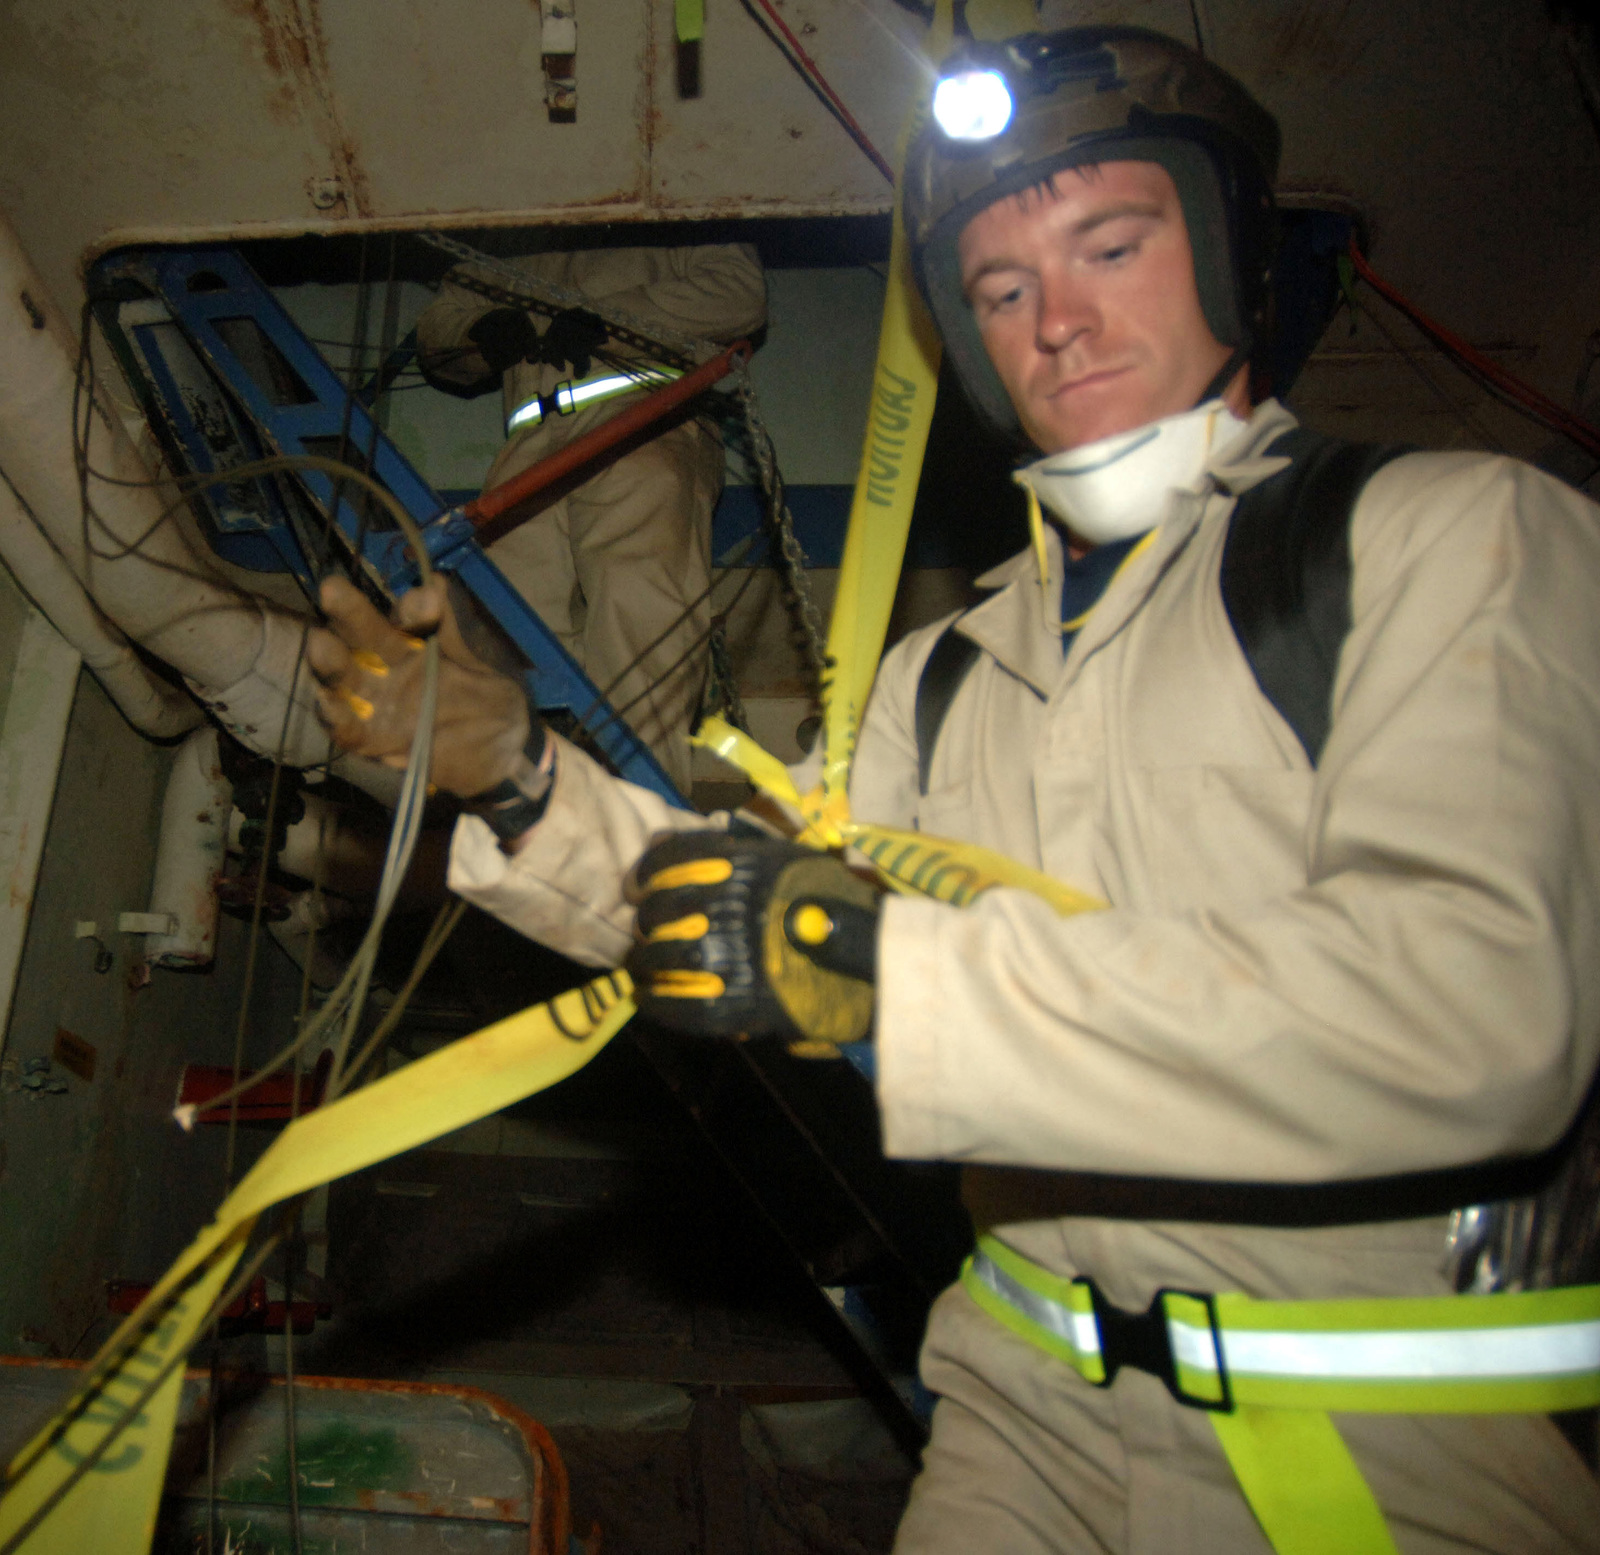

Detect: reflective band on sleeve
507,395,545,433
506,364,683,434
558,366,682,416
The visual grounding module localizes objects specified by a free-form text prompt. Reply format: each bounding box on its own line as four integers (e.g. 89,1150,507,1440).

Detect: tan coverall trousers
482,414,722,795
894,1285,1600,1554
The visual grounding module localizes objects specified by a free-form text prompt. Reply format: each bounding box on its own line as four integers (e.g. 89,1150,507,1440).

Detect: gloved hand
535,307,608,378
465,308,542,376
307,577,552,840
627,831,881,1046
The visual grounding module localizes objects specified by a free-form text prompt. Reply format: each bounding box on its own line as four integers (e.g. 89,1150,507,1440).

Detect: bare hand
307,576,532,799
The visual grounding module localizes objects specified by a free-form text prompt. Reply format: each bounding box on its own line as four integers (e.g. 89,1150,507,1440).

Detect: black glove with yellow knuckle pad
625,831,882,1048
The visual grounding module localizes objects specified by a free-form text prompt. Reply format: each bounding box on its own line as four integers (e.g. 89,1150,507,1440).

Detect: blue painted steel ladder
89,245,684,806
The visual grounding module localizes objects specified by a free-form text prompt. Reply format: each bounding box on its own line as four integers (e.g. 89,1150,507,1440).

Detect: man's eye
979,283,1025,312
1092,240,1140,266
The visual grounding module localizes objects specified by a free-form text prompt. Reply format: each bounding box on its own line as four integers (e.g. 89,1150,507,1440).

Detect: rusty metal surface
0,0,915,305
0,0,1595,443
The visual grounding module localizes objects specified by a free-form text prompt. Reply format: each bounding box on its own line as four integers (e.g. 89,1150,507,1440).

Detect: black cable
350,238,402,567
577,559,765,756
323,237,373,576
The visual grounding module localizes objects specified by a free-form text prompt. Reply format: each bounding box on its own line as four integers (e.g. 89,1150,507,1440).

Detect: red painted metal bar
462,340,752,530
178,1049,331,1123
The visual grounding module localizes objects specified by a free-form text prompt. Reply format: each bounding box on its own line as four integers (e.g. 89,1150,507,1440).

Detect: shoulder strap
1221,428,1411,765
915,624,982,796
913,431,1410,791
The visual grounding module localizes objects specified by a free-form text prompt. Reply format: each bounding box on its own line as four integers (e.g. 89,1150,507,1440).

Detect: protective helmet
904,27,1281,439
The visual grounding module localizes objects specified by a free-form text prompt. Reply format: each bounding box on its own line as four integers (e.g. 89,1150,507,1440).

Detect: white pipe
0,610,81,1055
227,790,442,910
0,209,399,802
145,726,231,967
0,469,199,740
0,213,261,676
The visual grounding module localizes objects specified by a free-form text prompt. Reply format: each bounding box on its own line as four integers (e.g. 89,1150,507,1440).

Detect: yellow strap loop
1210,1408,1400,1555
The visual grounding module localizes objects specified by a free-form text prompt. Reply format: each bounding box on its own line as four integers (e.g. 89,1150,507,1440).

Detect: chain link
705,618,750,733
732,362,829,684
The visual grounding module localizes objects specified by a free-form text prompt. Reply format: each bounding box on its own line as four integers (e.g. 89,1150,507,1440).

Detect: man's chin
1027,407,1147,454
1029,381,1219,452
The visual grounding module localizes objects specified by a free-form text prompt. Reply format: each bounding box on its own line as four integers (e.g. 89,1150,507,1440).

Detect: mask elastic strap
1025,486,1070,637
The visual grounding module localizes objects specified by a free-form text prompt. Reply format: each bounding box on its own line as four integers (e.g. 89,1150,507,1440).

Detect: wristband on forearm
462,721,555,845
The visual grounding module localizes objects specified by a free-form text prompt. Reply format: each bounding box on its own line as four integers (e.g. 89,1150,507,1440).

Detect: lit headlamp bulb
932,68,1014,141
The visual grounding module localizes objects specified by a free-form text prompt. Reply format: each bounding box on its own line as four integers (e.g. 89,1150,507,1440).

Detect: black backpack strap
1221,428,1412,765
915,624,982,796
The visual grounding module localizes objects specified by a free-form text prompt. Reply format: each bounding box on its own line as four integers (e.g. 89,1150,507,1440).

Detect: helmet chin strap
1198,339,1251,409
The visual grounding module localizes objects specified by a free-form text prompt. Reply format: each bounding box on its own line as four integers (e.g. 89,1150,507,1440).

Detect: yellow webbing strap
0,974,634,1553
675,0,705,45
966,1230,1600,1554
816,11,946,816
1209,1409,1399,1555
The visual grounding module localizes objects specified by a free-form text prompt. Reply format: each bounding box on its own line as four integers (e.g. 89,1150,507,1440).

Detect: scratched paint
221,1420,412,1508
230,0,372,217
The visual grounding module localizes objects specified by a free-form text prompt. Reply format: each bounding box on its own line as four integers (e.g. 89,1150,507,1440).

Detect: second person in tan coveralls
416,243,767,794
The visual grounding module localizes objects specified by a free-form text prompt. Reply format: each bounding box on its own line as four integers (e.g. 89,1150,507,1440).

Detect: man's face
957,160,1235,453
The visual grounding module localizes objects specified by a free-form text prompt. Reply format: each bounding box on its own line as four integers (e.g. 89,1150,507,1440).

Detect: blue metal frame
91,247,683,806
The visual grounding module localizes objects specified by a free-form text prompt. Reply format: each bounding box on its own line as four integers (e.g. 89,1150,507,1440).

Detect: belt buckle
1084,1281,1233,1413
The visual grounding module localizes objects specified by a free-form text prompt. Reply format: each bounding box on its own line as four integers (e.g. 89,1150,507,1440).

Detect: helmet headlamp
932,67,1014,142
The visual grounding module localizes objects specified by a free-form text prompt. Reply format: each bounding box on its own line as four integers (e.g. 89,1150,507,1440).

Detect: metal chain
733,361,829,683
705,618,750,732
418,231,704,366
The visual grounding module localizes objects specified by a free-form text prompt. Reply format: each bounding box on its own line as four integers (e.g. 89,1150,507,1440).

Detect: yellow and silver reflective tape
964,1236,1600,1415
964,1239,1104,1382
556,364,680,414
507,363,683,434
507,394,545,433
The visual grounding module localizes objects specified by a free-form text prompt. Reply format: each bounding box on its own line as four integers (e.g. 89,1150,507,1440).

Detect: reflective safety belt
506,362,683,434
963,1234,1600,1555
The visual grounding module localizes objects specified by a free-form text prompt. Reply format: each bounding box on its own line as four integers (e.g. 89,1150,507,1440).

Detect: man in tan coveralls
416,242,766,793
312,27,1600,1554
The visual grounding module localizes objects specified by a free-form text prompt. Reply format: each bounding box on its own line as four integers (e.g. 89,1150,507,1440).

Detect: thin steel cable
349,240,403,566
280,865,323,1555
341,896,467,1085
323,235,373,571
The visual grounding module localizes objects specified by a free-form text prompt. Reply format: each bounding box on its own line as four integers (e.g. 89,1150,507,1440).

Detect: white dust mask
1014,400,1249,548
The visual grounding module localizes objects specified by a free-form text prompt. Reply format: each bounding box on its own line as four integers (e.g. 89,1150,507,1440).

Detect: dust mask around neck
1014,400,1248,548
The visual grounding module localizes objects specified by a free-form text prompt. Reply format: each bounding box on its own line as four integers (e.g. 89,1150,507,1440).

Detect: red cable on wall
1348,237,1600,463
745,0,897,186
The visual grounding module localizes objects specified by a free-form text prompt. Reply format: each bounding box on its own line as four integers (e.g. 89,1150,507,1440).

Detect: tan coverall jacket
449,400,1600,1552
416,245,766,791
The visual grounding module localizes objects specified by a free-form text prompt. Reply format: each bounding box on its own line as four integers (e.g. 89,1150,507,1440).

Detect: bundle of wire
129,453,447,1126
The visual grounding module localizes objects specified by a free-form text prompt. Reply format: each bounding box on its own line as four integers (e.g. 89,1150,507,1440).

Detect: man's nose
1036,272,1098,353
